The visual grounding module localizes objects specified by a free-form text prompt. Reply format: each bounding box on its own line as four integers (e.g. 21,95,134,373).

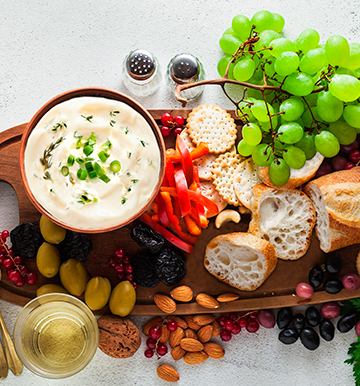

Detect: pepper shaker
166,53,205,101
122,49,161,97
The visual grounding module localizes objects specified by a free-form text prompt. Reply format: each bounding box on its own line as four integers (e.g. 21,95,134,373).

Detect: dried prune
10,222,43,259
131,224,165,254
132,251,159,288
155,248,186,286
57,230,92,263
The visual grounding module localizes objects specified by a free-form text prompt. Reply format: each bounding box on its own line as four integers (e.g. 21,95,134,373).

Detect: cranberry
166,320,178,332
149,327,162,340
144,349,154,358
160,126,171,137
173,115,185,127
161,113,173,126
173,127,183,137
156,343,168,356
146,337,157,349
220,329,232,341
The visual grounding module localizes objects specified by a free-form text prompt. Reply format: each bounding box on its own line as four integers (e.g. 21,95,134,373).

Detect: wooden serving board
1,110,360,316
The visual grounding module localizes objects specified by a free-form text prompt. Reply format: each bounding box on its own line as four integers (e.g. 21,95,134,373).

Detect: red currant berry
115,262,125,273
115,248,125,259
26,272,38,285
166,320,178,332
224,320,234,331
220,329,232,341
149,327,162,340
131,281,138,290
122,256,131,265
8,249,14,257
156,343,168,356
218,315,228,326
18,265,28,275
1,230,9,240
0,246,5,254
118,273,125,281
246,320,260,333
344,162,355,170
14,276,26,287
160,126,171,137
228,312,239,321
144,348,154,358
161,113,173,126
3,258,14,269
109,257,118,268
231,322,241,335
125,264,133,274
0,256,5,265
173,127,183,137
146,337,157,349
8,270,21,282
239,318,247,328
126,274,134,281
349,150,360,164
173,115,185,128
13,256,23,265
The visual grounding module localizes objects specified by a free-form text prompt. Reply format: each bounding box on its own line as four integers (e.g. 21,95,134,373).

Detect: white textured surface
0,0,359,384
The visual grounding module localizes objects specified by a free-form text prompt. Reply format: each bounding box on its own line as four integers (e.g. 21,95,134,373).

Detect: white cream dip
24,96,161,230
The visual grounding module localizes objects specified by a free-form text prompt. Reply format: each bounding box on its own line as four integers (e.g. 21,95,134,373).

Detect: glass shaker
166,53,205,101
122,49,161,97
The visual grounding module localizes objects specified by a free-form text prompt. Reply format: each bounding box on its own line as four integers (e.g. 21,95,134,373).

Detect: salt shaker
166,53,205,101
122,49,161,97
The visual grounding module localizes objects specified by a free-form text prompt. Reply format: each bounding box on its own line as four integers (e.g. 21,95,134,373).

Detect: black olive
308,265,324,288
305,306,321,327
323,278,343,294
337,312,359,333
131,224,165,254
277,307,293,329
292,313,305,330
279,328,299,345
10,222,43,260
155,248,186,286
325,253,342,275
300,327,320,350
319,319,335,341
57,230,92,262
132,251,159,288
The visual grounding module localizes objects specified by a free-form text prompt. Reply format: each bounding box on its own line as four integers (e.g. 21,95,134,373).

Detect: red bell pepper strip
191,165,209,227
139,213,193,254
173,164,191,217
176,135,193,186
184,214,202,236
166,142,210,163
155,192,171,227
165,157,176,188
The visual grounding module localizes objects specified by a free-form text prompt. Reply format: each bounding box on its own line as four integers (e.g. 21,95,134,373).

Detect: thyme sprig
39,137,64,179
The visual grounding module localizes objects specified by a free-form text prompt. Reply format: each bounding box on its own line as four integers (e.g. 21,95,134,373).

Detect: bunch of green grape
218,10,360,186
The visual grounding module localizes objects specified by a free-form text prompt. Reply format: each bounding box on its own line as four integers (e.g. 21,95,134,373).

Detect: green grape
219,33,243,55
327,121,357,145
272,13,285,33
238,98,256,121
233,58,256,81
304,93,318,107
301,106,324,128
274,51,299,76
281,116,304,128
316,91,343,122
353,67,360,78
299,48,328,75
295,29,320,53
242,123,263,146
282,72,314,96
269,158,290,186
269,38,296,58
254,30,281,57
277,122,304,144
252,143,274,166
329,74,360,102
263,60,276,78
217,56,235,78
343,104,360,129
251,100,274,122
258,115,278,132
314,131,340,157
251,10,275,33
222,27,235,35
280,97,304,121
232,14,252,41
335,67,354,76
237,139,255,156
283,146,306,169
294,131,316,160
325,35,350,67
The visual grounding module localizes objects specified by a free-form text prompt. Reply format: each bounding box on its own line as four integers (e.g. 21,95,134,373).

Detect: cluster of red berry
109,248,137,289
0,230,38,286
145,319,178,358
160,113,185,137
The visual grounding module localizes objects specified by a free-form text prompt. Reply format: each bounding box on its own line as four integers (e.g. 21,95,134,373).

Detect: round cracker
233,158,261,209
179,127,196,151
186,104,237,154
199,179,228,217
197,145,236,180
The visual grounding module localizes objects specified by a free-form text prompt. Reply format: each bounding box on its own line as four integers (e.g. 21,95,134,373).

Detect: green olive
36,284,68,297
39,215,66,244
59,258,89,296
109,280,136,317
84,277,111,311
36,242,61,278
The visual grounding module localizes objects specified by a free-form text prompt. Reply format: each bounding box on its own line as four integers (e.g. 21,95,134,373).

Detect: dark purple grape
319,319,335,341
279,328,299,345
337,312,359,333
277,307,293,330
292,313,305,330
305,306,321,327
315,162,333,178
325,253,342,275
323,278,343,294
308,264,324,288
340,140,358,154
332,155,349,171
300,327,320,350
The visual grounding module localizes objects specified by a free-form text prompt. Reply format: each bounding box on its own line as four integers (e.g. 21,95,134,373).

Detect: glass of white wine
13,293,99,379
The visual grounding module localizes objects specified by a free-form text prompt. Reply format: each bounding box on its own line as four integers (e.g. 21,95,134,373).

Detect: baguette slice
248,183,316,260
204,232,277,291
304,167,360,253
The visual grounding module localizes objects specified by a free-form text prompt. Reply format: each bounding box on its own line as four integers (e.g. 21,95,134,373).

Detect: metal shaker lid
170,54,199,84
126,50,156,81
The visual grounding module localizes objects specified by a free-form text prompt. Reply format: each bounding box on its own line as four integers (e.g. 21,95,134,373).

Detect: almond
184,328,198,340
170,316,188,330
197,325,213,343
154,294,177,314
169,327,185,348
142,316,163,336
159,324,170,343
211,319,221,337
203,342,225,359
193,314,216,326
217,293,240,302
183,315,201,330
183,351,208,365
171,345,186,361
170,286,193,302
180,337,204,352
157,364,180,382
195,293,220,309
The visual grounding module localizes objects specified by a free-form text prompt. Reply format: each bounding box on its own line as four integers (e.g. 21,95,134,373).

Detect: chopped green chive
76,137,82,149
74,131,82,138
76,157,85,165
83,145,94,156
67,154,75,166
98,150,109,163
81,114,93,122
61,166,69,176
85,132,96,146
77,168,87,180
131,179,139,183
110,160,121,173
103,140,112,151
100,174,111,183
110,120,116,127
140,140,146,147
121,197,127,204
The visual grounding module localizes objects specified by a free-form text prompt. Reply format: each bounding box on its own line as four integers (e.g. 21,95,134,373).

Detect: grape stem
301,96,321,134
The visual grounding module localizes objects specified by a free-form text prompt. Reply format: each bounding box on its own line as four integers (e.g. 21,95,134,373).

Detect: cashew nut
238,205,251,215
215,209,241,229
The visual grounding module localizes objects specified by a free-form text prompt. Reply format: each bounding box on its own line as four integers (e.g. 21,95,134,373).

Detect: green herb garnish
77,168,87,180
83,145,94,156
121,197,127,204
100,174,111,183
110,111,120,117
110,120,116,127
110,160,121,173
52,121,67,132
98,150,109,163
81,114,93,122
67,154,75,166
40,137,64,180
61,166,69,176
131,179,139,183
